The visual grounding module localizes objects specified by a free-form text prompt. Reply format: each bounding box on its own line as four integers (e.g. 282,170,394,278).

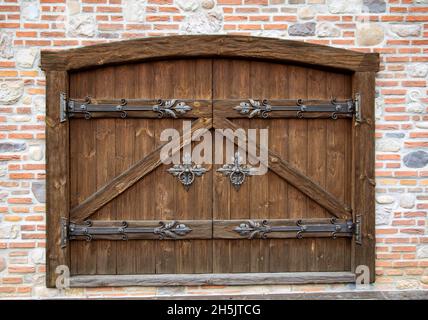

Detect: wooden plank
134,62,156,274
248,61,273,273
70,70,98,275
41,35,380,73
70,117,212,223
70,272,356,287
45,71,69,288
153,60,177,274
265,64,290,273
114,64,137,274
324,72,353,272
187,59,213,274
287,66,309,272
93,67,117,275
352,72,376,282
213,117,352,219
148,290,428,300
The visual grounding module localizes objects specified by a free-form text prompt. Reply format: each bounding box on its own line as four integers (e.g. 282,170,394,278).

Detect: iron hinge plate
355,215,362,245
354,93,362,124
60,217,68,248
60,92,68,122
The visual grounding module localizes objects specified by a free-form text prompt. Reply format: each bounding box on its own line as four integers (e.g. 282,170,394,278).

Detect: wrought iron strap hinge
59,93,192,121
234,97,359,119
66,220,192,241
234,218,355,240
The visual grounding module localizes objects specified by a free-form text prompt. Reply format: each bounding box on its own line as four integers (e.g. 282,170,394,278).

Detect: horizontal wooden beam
67,218,354,241
214,117,352,219
150,290,428,300
41,35,379,73
70,117,212,223
70,272,356,287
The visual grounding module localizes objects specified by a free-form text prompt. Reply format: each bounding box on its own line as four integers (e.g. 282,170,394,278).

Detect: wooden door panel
212,59,353,272
69,58,354,275
69,59,213,275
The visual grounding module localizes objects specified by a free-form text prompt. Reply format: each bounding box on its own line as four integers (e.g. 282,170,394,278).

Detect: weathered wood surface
213,116,352,219
70,272,356,287
70,117,212,223
46,71,70,288
41,35,379,72
352,72,376,283
150,290,428,300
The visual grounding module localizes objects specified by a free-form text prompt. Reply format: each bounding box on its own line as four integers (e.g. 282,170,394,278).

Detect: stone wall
0,0,427,298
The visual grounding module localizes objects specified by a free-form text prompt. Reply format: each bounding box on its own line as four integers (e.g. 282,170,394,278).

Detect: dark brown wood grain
40,35,379,73
45,71,69,288
352,72,376,283
213,116,352,219
70,117,212,223
70,272,356,287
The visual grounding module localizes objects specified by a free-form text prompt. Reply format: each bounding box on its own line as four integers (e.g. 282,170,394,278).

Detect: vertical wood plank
352,72,376,282
70,70,97,275
306,69,328,272
93,67,117,275
287,65,309,271
134,62,156,274
154,61,177,274
46,71,69,287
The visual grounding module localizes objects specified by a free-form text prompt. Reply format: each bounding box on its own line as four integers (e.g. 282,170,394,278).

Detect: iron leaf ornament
234,99,272,118
217,152,255,190
153,99,192,118
167,153,207,191
154,221,192,239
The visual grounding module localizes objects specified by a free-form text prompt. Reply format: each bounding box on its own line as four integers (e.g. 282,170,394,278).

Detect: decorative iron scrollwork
153,99,192,118
234,99,272,118
68,220,192,241
154,221,193,239
233,218,355,240
234,220,271,239
167,153,208,191
217,152,254,190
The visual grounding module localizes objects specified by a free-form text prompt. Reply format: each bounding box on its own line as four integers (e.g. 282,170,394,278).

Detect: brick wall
0,0,427,298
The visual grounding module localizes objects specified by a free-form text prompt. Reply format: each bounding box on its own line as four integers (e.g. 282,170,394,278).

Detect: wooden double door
67,58,356,276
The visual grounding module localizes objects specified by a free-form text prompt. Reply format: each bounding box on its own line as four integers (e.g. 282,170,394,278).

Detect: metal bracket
60,217,68,248
355,215,362,245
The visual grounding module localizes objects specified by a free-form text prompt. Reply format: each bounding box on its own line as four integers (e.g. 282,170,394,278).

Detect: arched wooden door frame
41,35,379,288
